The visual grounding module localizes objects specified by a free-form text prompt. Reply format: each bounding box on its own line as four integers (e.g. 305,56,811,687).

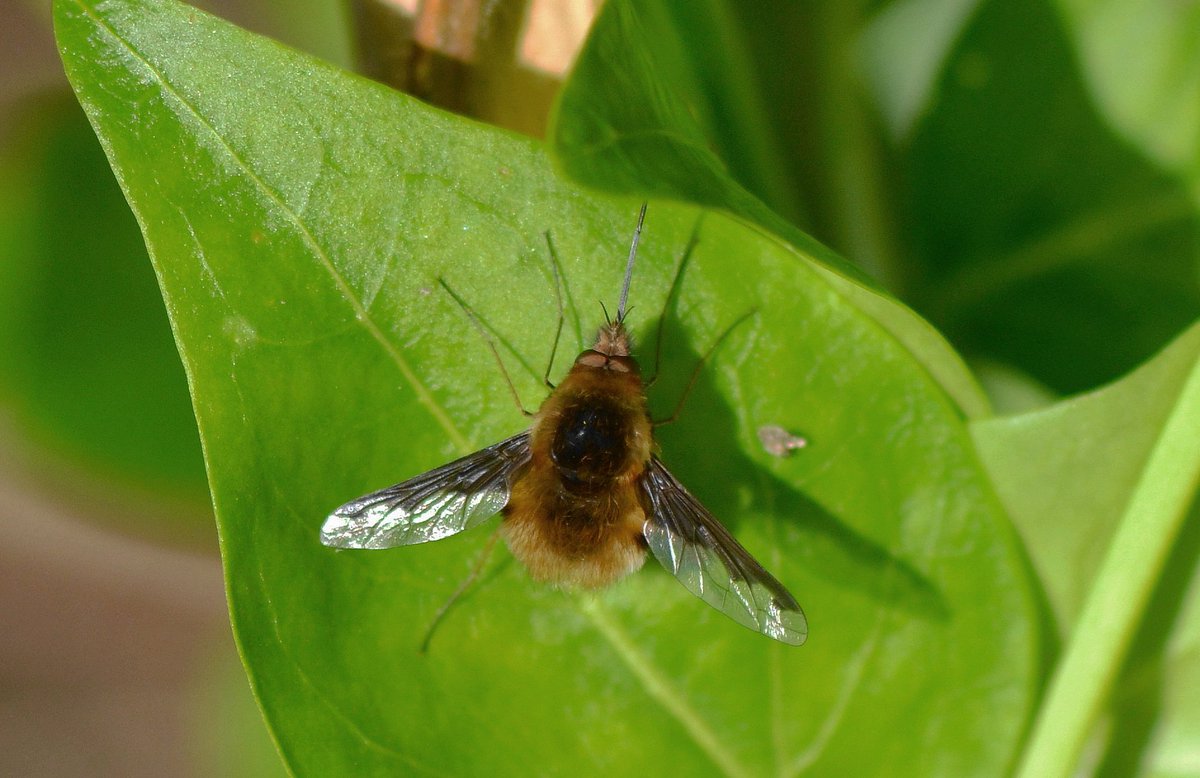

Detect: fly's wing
640,457,808,645
321,431,531,550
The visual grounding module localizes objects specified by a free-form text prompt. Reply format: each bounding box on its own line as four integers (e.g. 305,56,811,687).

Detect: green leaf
902,0,1200,394
973,322,1200,775
974,324,1200,627
1054,0,1200,186
56,0,1038,775
552,0,991,419
859,0,980,140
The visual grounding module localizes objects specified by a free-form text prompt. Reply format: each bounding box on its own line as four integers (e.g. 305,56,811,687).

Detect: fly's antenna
616,203,648,323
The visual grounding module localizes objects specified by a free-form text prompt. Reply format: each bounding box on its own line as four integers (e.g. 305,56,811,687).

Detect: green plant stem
1015,356,1200,778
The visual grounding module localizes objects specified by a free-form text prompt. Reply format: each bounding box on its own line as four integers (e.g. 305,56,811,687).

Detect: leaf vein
579,596,752,778
77,0,469,452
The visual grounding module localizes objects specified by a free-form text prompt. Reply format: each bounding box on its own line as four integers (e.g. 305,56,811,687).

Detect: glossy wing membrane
321,432,531,549
640,457,807,645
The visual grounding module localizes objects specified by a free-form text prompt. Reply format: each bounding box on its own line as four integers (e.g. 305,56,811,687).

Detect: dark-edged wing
640,457,808,645
320,431,531,550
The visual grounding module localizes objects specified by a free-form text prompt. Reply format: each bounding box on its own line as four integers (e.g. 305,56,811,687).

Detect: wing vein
321,432,531,549
640,457,806,645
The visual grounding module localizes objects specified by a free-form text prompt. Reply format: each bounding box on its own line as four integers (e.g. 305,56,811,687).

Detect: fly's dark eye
551,402,627,482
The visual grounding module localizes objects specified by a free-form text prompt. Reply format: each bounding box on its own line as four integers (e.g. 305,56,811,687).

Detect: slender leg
439,279,534,417
419,527,504,654
541,230,566,390
653,309,757,427
646,220,703,388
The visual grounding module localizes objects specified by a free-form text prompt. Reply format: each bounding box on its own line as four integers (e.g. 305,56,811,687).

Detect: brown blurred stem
350,0,590,138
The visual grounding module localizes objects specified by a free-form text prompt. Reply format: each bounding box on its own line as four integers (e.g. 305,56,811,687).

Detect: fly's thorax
531,357,652,491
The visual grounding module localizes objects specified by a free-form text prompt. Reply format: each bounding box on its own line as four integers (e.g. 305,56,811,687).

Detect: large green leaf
974,324,1200,628
56,0,1038,774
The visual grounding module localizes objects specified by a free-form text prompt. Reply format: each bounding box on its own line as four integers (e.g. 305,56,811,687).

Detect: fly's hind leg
419,527,505,654
540,229,569,391
652,308,757,427
439,279,536,417
645,213,756,427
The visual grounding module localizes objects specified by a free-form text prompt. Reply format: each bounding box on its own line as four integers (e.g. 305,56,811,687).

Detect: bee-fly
321,206,807,645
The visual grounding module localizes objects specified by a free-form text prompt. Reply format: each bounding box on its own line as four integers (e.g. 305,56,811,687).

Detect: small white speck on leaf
757,424,808,457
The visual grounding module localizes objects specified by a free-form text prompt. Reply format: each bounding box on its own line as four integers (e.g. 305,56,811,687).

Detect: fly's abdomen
502,464,648,589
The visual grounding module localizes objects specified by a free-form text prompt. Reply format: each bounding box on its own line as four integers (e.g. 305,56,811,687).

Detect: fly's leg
419,527,504,654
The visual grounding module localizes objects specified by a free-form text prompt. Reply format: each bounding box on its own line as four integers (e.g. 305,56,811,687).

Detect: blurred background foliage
0,1,347,774
0,91,208,525
3,0,1198,774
